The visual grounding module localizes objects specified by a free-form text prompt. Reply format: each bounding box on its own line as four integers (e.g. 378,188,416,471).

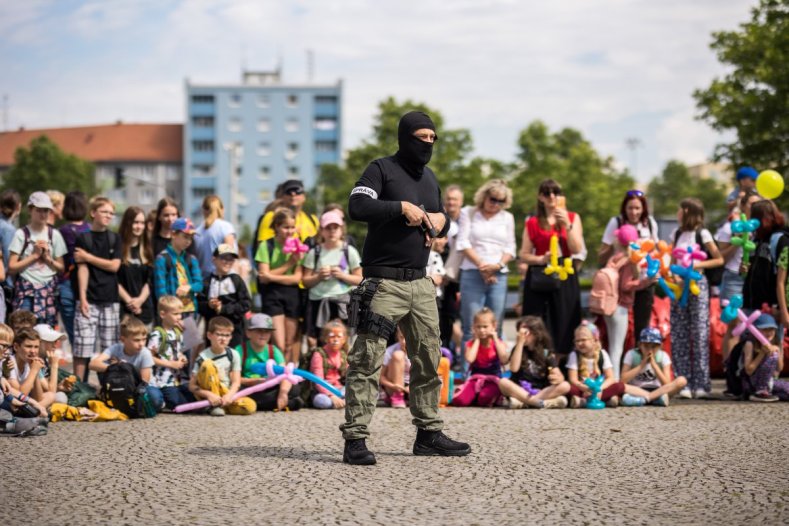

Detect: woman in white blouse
456,179,517,345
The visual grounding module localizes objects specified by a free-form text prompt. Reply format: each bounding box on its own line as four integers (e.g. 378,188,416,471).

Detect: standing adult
255,179,318,247
456,179,516,346
519,179,584,358
439,185,463,352
0,190,21,290
340,111,470,465
195,195,237,279
597,189,659,339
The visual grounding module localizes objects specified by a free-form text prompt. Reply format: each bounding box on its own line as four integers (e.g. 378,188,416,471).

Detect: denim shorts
719,268,744,302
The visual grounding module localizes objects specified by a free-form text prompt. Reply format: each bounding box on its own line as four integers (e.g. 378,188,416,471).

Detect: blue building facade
184,71,342,232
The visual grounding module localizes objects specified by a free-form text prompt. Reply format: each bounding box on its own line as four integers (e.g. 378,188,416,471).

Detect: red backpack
589,256,624,316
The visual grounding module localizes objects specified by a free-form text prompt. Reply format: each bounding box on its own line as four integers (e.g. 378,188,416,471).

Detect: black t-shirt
508,348,557,390
348,156,449,269
76,230,122,304
118,245,154,323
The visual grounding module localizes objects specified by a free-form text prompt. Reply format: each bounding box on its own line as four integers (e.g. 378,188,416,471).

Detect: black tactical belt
363,266,426,281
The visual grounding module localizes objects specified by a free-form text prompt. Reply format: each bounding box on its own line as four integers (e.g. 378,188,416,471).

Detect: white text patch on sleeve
350,186,378,199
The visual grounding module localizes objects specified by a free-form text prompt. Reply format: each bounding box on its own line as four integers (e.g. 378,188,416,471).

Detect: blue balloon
247,363,344,398
583,376,606,410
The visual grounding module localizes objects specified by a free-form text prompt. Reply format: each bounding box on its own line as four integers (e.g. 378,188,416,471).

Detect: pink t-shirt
310,347,345,395
467,338,501,375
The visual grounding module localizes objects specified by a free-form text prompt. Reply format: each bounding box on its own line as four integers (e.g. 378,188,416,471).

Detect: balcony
191,150,215,164
314,102,338,117
191,126,215,140
190,102,215,116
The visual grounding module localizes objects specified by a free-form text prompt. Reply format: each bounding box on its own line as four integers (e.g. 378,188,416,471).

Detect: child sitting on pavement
189,316,256,416
0,323,49,436
238,313,302,411
740,314,789,402
147,296,194,410
380,327,410,408
308,319,348,410
33,323,68,404
8,328,58,409
89,316,161,411
198,244,252,348
497,316,570,409
567,321,669,408
621,327,688,406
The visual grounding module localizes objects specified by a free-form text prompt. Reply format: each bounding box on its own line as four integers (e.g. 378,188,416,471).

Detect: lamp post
224,142,242,225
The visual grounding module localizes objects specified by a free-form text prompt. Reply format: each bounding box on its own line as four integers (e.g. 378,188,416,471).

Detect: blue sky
0,0,754,184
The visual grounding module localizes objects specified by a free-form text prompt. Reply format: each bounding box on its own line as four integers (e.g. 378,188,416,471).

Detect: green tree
647,160,728,225
510,121,634,265
1,135,95,219
314,97,502,243
693,0,789,185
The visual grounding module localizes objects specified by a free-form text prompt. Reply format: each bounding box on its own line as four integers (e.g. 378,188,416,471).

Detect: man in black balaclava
340,111,471,465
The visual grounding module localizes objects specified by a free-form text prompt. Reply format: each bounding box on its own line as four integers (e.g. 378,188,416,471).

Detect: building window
192,116,214,127
193,188,215,200
285,118,299,132
166,165,180,181
229,93,242,107
258,190,272,202
228,117,242,132
314,118,337,131
287,94,298,107
140,189,155,205
315,140,337,152
140,165,155,182
288,165,299,176
257,142,271,156
192,140,214,152
191,95,214,104
257,94,270,107
258,166,270,180
257,118,270,132
192,164,213,177
285,142,299,160
315,95,337,104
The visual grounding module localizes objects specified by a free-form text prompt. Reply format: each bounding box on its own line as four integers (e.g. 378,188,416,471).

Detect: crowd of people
0,162,787,437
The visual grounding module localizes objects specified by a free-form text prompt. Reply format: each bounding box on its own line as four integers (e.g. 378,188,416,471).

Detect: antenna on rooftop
625,137,642,177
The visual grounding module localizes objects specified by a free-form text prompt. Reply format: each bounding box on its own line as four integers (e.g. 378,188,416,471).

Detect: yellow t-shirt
256,210,319,244
175,260,194,312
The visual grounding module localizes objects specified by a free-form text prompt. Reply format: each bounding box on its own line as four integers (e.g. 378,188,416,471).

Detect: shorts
304,298,347,338
260,283,302,319
719,268,744,303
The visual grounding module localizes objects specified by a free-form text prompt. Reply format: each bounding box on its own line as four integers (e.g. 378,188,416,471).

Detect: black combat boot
343,438,377,465
413,429,471,456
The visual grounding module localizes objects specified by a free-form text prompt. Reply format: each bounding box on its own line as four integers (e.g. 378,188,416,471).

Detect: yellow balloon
756,170,784,199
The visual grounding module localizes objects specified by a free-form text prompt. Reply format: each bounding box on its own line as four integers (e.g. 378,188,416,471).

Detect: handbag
528,265,561,292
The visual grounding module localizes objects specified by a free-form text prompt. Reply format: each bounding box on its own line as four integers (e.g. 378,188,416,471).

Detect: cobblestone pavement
1,398,788,526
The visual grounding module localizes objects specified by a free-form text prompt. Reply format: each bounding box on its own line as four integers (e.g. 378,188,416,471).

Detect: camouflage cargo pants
340,276,444,440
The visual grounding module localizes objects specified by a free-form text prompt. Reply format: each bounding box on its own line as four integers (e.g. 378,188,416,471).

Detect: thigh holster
347,278,396,339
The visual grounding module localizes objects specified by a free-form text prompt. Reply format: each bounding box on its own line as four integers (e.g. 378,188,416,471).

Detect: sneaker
750,391,779,403
693,389,713,400
209,407,226,417
570,396,586,409
343,439,377,465
14,424,47,437
722,390,741,400
542,396,568,409
413,429,471,457
621,394,646,407
390,392,407,409
651,394,670,407
509,397,524,409
606,396,620,408
677,388,692,399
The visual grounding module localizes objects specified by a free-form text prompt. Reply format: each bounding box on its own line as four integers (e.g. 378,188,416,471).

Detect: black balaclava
395,111,436,176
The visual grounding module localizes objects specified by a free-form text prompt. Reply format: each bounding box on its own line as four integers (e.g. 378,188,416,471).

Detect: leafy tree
510,121,634,265
1,135,95,221
693,0,789,189
647,160,728,226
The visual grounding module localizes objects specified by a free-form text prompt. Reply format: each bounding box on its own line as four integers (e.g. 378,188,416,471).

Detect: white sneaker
209,407,226,417
542,396,568,409
677,388,692,399
693,389,713,400
509,397,524,409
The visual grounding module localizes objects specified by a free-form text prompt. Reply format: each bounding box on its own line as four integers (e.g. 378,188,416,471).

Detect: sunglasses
626,190,644,197
286,188,304,196
540,188,562,197
488,196,506,205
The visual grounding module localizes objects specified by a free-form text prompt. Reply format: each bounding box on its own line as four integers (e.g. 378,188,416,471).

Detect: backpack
152,326,183,360
101,362,155,418
20,225,54,258
589,259,621,316
725,340,746,397
673,228,723,287
312,243,351,272
253,211,320,258
298,346,347,406
744,231,786,308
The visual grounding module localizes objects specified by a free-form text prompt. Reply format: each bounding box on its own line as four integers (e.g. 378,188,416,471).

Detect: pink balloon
732,309,771,347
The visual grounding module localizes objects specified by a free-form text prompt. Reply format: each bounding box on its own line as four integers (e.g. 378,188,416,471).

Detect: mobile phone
556,195,566,209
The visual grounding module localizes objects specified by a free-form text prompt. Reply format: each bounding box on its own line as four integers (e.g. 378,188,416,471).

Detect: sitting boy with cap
197,243,252,348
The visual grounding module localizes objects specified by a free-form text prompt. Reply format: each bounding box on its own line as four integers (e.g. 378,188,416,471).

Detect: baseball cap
213,243,239,258
754,313,778,330
736,166,759,181
248,313,274,331
282,179,304,193
33,324,66,342
320,210,344,228
172,217,196,234
27,191,53,210
638,327,663,344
